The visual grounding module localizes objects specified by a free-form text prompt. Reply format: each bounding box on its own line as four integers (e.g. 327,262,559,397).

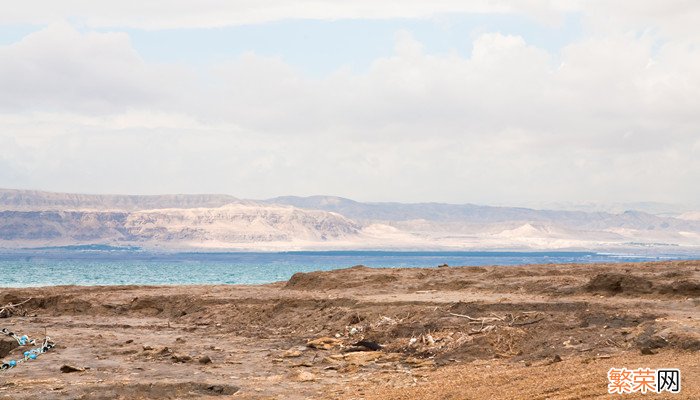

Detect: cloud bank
1,3,699,206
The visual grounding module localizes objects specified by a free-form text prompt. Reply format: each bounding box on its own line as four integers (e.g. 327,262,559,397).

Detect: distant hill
1,189,699,251
0,203,360,249
265,195,696,232
0,188,240,211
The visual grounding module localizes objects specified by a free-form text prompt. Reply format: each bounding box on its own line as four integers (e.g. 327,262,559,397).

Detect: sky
1,1,699,207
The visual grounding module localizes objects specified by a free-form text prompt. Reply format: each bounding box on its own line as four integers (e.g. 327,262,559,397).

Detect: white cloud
0,1,547,29
1,9,699,205
0,22,192,114
577,1,700,41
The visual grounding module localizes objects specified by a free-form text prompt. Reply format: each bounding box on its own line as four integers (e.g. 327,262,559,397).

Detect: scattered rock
292,360,314,368
640,347,655,355
60,365,85,373
344,351,381,366
325,354,345,362
635,328,670,350
171,354,192,363
283,349,303,358
352,340,382,351
404,357,435,369
306,337,342,350
552,354,562,363
292,371,317,382
198,355,212,364
437,264,449,268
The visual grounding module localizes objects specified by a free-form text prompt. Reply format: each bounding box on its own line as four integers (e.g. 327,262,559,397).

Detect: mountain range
1,188,699,252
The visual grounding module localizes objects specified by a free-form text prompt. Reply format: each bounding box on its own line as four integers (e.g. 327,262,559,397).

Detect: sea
0,247,697,288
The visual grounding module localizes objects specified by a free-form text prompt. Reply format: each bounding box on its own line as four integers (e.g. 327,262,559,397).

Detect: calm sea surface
0,250,696,287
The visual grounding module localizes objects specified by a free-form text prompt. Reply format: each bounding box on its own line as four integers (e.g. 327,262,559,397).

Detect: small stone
293,371,317,382
199,355,212,364
404,357,436,368
306,337,342,350
60,365,85,373
292,361,314,367
640,347,655,355
344,352,381,366
353,340,383,351
171,354,192,363
283,349,303,358
552,354,562,363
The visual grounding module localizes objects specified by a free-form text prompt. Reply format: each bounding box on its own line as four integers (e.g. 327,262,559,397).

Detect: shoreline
1,260,698,399
3,252,700,288
2,257,700,289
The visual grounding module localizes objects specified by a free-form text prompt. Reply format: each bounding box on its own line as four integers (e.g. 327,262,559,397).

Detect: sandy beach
1,260,698,399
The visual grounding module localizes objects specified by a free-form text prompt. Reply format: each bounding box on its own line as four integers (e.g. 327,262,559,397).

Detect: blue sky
121,13,582,75
1,13,583,76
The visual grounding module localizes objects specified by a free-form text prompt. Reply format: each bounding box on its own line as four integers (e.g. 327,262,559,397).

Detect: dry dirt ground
1,260,698,399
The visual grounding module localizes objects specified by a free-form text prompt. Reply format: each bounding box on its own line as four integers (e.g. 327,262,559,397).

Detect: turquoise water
0,250,695,287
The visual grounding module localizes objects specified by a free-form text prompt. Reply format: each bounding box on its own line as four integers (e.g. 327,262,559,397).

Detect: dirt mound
0,337,18,358
411,279,477,291
29,296,94,314
285,268,399,291
585,272,700,297
585,273,654,295
659,280,700,296
285,271,348,290
78,382,239,399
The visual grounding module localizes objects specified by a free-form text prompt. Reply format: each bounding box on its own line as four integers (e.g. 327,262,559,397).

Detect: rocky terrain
2,188,700,250
0,260,698,399
0,204,360,249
